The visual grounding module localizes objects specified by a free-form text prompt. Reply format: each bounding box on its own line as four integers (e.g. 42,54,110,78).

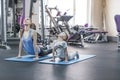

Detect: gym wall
91,0,120,38
91,0,104,31
105,0,120,37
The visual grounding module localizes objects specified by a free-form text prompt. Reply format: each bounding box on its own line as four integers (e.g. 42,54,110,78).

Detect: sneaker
76,53,79,59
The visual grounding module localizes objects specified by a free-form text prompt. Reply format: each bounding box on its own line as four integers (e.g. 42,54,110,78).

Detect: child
52,32,79,62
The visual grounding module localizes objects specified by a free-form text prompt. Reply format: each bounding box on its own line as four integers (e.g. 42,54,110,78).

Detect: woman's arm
32,30,39,59
17,38,22,58
17,29,24,58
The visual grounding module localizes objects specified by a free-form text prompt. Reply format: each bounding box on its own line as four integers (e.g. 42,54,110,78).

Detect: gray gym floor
0,42,120,80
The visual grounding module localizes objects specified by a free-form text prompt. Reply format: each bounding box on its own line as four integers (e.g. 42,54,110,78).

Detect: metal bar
45,6,60,34
73,0,76,25
0,0,4,42
20,0,25,29
12,0,16,37
29,0,33,19
40,0,45,45
2,0,7,43
4,0,7,42
0,0,11,50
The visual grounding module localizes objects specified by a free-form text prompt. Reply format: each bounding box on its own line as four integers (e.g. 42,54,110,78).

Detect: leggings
38,47,52,56
68,51,78,60
58,51,78,61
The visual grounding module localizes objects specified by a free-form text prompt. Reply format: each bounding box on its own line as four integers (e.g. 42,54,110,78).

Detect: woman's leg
38,47,52,56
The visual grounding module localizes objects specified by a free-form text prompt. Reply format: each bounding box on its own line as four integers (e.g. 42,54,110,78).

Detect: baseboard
107,36,117,42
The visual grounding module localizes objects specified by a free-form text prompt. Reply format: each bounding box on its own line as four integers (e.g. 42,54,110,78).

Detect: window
44,0,88,26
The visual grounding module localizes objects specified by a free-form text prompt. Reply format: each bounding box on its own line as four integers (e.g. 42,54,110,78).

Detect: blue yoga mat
39,54,96,65
5,54,52,62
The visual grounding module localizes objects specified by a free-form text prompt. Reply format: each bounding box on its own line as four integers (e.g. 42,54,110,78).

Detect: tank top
22,29,40,55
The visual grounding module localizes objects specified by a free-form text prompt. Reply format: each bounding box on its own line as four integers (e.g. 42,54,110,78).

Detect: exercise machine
45,5,84,47
114,15,120,49
0,0,11,50
83,24,108,43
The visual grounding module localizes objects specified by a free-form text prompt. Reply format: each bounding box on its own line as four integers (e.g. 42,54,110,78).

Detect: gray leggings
68,51,78,60
58,51,78,61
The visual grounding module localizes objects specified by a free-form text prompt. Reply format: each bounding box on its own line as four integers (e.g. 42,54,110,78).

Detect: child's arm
32,30,39,59
51,40,56,61
65,47,68,62
52,48,55,61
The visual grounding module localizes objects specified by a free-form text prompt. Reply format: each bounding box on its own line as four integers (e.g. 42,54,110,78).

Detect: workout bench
84,30,108,43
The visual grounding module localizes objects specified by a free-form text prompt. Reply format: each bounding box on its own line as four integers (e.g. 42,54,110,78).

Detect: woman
52,32,79,62
17,18,51,60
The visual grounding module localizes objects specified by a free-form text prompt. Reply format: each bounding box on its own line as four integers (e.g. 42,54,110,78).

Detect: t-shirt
53,40,67,58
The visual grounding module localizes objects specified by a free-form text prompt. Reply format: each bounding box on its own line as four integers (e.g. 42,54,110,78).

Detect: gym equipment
29,0,37,18
80,23,108,43
5,54,53,62
69,24,108,43
21,0,25,29
45,5,61,35
39,54,96,65
84,29,108,43
45,6,84,47
57,15,73,34
67,25,85,47
15,23,20,33
29,0,34,19
12,0,16,37
40,0,46,46
114,15,120,48
0,0,11,50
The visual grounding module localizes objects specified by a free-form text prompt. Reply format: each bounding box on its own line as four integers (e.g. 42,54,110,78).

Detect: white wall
105,0,120,36
45,0,87,25
91,0,103,30
31,0,39,32
90,0,120,37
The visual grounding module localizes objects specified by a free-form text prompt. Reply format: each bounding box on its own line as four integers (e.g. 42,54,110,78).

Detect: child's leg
68,51,79,60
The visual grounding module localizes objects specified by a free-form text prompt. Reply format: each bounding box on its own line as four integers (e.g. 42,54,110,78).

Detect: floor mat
5,54,52,62
39,54,96,65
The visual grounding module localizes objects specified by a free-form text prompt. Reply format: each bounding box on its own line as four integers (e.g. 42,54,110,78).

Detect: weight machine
83,24,108,43
45,5,84,47
0,0,11,50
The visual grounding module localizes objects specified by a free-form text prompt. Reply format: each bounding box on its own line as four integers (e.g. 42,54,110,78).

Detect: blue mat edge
39,54,96,65
4,55,53,62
